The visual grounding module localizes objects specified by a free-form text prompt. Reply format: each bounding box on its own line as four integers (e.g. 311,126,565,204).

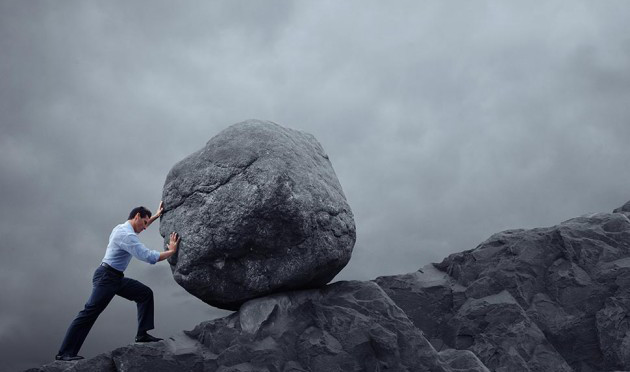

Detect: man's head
128,206,152,234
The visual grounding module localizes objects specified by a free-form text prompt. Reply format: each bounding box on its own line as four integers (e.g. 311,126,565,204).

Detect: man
55,201,180,361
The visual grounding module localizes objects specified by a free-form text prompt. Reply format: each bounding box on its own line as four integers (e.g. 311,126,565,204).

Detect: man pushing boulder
55,201,179,361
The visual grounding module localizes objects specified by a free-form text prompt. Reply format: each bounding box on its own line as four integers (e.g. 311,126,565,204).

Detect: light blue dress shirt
101,221,160,272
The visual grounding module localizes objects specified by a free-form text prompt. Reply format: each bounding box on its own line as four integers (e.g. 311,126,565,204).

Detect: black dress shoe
135,333,163,343
55,355,84,361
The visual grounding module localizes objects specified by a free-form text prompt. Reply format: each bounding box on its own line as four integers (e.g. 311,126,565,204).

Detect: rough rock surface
29,281,488,372
25,352,116,372
160,120,356,310
185,281,487,372
377,202,630,372
25,331,208,372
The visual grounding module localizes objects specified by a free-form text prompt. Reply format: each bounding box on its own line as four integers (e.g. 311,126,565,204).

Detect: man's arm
122,234,161,264
142,200,179,262
158,232,180,262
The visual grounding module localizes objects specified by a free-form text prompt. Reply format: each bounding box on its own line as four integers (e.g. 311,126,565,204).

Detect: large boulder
159,120,356,310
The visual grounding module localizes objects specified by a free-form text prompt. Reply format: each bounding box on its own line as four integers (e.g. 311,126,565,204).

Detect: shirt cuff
150,250,160,264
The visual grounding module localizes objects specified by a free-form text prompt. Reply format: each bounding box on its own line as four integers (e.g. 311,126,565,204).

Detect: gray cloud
2,1,630,370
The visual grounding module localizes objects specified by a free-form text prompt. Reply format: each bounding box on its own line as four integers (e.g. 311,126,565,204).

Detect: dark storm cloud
2,1,630,370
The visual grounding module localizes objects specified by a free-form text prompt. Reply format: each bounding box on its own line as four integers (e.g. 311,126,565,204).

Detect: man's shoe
135,333,163,343
55,355,84,361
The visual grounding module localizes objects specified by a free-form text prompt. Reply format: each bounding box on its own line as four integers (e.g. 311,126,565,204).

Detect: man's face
134,214,150,234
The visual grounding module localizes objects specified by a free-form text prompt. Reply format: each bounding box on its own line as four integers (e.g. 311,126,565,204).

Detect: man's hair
128,206,152,220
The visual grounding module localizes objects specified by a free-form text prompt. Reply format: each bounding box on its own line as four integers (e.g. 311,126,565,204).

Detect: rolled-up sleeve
122,234,160,264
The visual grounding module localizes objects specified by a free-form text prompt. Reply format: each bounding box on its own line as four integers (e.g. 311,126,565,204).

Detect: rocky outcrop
377,206,630,372
29,281,488,372
25,331,208,372
185,281,486,371
375,265,572,372
160,120,356,310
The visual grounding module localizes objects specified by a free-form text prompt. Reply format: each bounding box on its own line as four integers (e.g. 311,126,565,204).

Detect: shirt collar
123,220,136,234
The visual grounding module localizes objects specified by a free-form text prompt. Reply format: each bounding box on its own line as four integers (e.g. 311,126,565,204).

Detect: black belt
100,262,124,277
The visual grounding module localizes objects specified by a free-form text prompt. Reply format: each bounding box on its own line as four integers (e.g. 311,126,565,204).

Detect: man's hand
159,232,180,262
147,201,165,227
156,201,165,217
168,232,179,252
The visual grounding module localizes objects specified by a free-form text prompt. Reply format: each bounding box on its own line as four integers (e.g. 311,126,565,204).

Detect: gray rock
613,200,630,213
24,352,115,372
160,119,356,310
185,280,486,372
432,208,630,371
376,202,630,371
438,349,490,372
110,335,206,372
376,266,571,372
28,281,489,372
448,290,572,372
27,332,209,372
374,264,465,350
595,255,630,369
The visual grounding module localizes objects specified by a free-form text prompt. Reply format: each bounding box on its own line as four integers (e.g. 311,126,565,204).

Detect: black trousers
57,265,154,356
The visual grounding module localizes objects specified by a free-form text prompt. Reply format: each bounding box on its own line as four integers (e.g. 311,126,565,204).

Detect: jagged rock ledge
28,281,487,372
377,204,630,372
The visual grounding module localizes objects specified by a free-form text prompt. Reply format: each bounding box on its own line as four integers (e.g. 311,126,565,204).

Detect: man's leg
116,277,154,335
57,269,117,357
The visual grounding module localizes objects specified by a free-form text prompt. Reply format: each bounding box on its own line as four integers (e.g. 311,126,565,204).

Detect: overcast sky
2,1,630,370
